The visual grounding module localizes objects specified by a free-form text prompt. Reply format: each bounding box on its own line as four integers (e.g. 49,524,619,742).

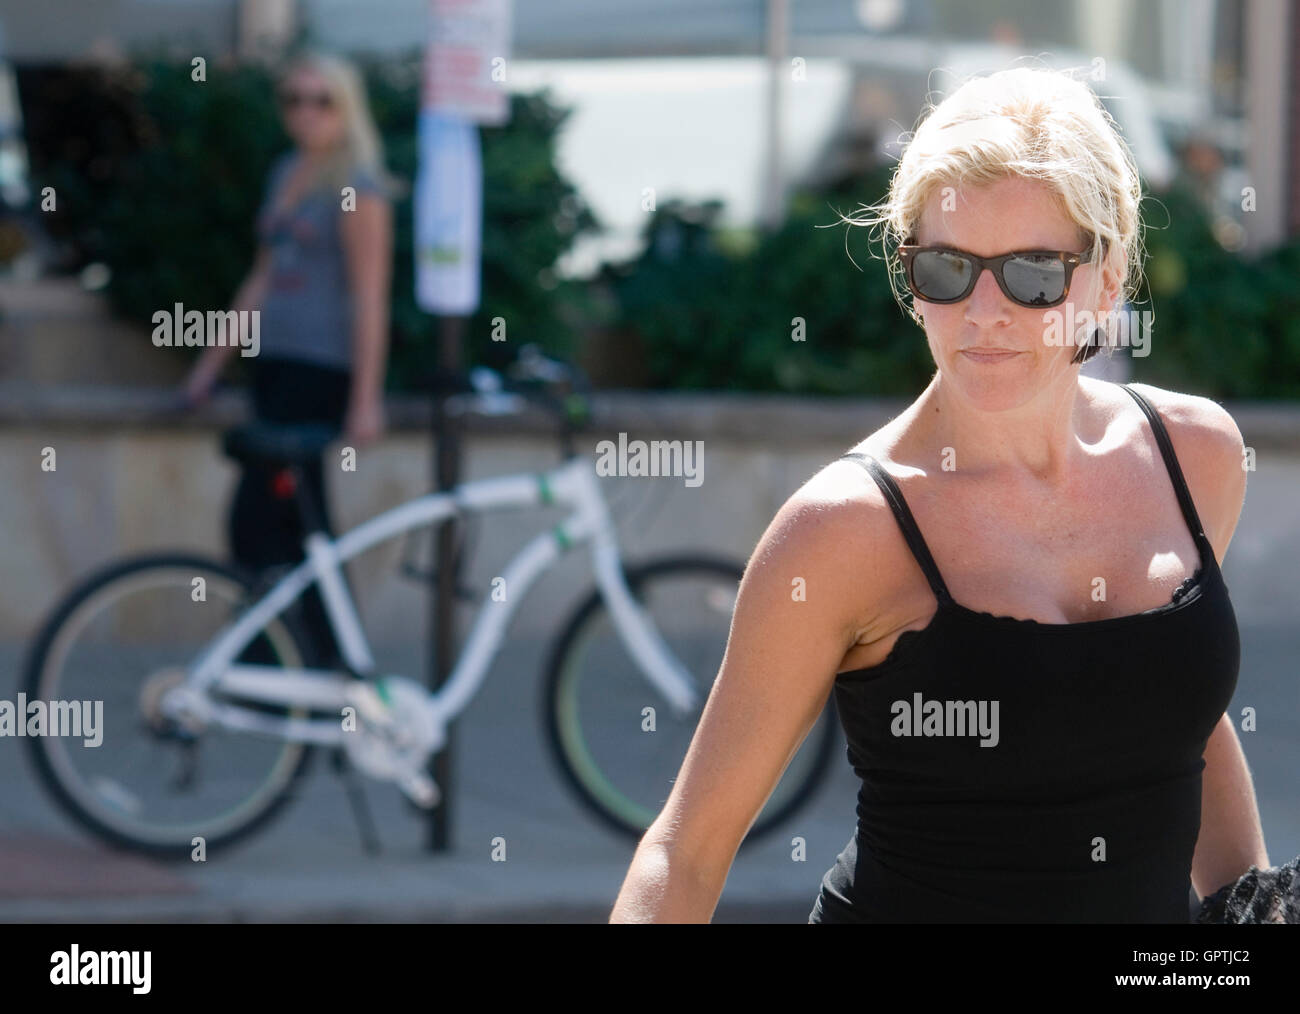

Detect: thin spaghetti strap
1119,384,1213,555
839,451,953,604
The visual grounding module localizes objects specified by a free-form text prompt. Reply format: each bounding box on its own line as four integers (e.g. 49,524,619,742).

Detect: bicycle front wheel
22,553,316,859
543,555,837,848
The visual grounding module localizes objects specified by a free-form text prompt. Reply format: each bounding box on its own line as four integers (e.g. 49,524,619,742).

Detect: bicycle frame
162,455,703,748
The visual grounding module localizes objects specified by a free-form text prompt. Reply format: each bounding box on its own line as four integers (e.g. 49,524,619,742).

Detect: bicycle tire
21,552,317,859
542,554,837,848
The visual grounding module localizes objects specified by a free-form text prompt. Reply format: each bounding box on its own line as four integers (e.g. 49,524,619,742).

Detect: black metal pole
428,313,465,850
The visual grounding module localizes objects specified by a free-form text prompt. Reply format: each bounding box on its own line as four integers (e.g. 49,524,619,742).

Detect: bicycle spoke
547,559,834,846
25,558,312,855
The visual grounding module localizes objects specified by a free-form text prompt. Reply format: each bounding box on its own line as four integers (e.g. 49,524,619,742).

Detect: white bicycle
23,358,836,858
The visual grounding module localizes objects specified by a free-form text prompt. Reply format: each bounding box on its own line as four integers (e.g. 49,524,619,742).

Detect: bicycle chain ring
341,677,443,805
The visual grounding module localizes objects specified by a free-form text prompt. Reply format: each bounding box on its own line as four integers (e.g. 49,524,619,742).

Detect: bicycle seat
222,422,340,467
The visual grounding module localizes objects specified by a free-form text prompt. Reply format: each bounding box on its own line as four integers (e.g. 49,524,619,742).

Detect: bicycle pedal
400,772,441,809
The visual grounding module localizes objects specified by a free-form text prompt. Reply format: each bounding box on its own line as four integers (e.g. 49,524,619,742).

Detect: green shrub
23,55,598,392
605,169,934,395
1132,183,1300,398
25,56,1299,399
606,171,1300,398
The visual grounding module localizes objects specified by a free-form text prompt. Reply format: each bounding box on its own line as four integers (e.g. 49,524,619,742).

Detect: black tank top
810,384,1240,923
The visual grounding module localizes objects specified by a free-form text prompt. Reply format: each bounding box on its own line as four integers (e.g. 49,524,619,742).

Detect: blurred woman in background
182,50,394,664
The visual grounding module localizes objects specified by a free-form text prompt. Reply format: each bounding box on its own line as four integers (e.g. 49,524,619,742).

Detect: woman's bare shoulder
751,454,887,565
1119,381,1242,444
739,443,919,644
1104,379,1246,557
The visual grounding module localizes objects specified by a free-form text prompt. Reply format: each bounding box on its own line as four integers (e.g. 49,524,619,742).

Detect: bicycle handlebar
426,345,592,458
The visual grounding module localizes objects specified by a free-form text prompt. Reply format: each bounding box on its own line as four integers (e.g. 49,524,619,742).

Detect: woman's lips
960,349,1021,362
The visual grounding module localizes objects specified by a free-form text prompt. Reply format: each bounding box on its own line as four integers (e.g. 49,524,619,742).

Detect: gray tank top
255,152,384,369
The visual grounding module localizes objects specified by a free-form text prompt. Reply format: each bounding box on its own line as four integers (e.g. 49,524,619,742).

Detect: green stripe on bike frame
553,525,571,551
537,473,553,505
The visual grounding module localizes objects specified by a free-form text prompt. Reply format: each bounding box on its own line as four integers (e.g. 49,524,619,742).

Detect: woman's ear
1099,243,1126,312
1080,244,1128,362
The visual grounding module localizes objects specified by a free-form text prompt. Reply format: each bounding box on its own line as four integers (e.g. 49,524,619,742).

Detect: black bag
1194,855,1300,923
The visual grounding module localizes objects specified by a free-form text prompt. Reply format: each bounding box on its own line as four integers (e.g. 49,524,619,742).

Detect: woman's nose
963,266,1012,325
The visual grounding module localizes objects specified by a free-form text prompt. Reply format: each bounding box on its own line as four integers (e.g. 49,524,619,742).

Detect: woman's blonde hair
843,66,1144,362
279,50,397,198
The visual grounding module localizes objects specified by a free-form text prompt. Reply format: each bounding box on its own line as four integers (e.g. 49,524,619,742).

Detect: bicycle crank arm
203,665,354,710
341,676,445,806
399,771,441,808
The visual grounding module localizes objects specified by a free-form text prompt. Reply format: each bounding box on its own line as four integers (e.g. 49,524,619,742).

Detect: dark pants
228,356,352,667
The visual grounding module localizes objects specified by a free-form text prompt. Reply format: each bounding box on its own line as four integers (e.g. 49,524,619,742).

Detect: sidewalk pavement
2,623,1296,924
0,639,859,923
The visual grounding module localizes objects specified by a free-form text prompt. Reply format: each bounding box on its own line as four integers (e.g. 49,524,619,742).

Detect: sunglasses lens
282,91,332,109
1002,254,1067,306
911,250,973,301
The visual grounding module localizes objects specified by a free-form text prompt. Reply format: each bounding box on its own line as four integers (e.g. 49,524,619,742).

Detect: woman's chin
943,357,1044,410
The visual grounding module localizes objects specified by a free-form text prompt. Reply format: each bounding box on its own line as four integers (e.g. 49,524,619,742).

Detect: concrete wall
0,387,873,665
4,384,1299,659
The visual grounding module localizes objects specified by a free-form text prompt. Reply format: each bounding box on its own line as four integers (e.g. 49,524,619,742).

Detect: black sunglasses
898,244,1096,309
279,89,334,111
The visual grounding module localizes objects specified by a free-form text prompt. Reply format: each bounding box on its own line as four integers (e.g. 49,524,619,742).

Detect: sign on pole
414,112,483,316
422,0,512,126
414,0,512,315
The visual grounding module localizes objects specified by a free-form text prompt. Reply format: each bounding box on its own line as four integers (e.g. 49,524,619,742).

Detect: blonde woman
610,67,1268,923
181,51,393,665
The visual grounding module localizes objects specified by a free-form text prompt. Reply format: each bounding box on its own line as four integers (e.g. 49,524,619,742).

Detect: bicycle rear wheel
543,555,837,848
22,554,315,858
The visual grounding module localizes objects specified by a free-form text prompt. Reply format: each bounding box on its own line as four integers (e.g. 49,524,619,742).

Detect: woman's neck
910,371,1095,483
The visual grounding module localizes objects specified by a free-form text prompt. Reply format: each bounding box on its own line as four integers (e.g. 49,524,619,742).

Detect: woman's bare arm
182,246,273,404
1138,384,1271,896
339,191,393,444
609,465,894,922
1193,714,1269,898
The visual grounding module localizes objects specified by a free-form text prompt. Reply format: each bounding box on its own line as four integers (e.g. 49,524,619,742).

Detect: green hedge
603,173,1300,399
24,57,1300,398
601,170,932,395
24,56,598,392
1131,184,1300,398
